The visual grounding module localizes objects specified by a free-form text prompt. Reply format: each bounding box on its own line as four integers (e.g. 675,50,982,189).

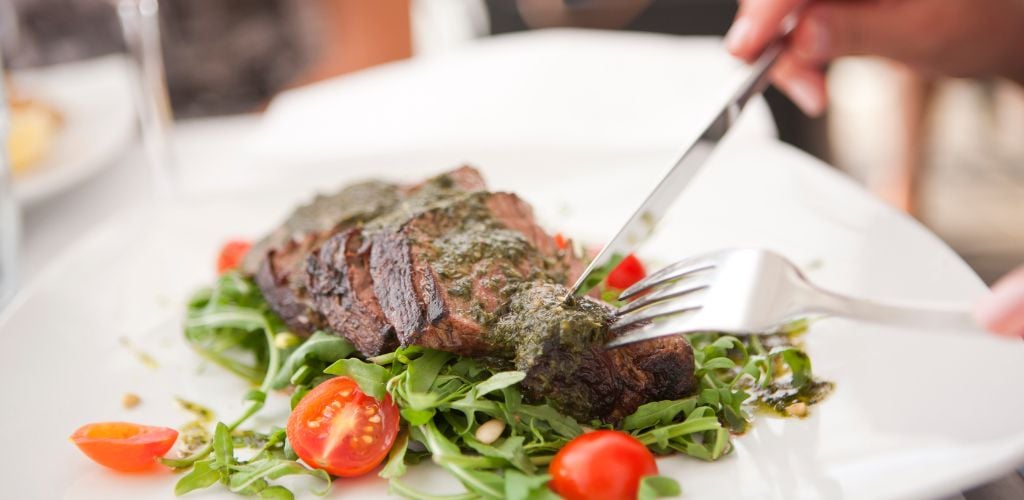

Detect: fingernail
975,271,1024,336
725,17,754,55
786,77,825,117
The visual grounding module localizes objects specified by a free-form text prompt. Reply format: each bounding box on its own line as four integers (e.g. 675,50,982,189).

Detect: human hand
724,0,1024,116
976,266,1024,337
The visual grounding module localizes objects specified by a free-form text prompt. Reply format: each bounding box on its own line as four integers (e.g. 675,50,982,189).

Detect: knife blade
568,38,786,297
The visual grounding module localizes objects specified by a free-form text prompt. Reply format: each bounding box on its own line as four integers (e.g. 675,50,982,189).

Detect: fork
607,248,981,348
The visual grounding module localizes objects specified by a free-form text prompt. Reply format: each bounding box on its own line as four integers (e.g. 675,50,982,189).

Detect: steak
253,167,485,338
307,228,399,356
253,166,697,422
369,190,575,356
492,283,697,423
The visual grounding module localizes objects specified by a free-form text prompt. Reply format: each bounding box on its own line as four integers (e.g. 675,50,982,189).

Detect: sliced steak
251,165,696,424
368,191,575,356
255,233,330,335
251,180,402,336
256,167,488,338
307,228,398,356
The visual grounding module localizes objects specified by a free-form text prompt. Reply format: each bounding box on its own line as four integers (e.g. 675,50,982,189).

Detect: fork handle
804,286,981,333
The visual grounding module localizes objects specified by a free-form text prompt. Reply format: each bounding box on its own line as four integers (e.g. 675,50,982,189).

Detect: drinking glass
112,0,177,196
0,50,20,307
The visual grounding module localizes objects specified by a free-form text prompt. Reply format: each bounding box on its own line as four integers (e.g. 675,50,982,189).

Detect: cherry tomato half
70,422,178,472
216,239,252,274
554,233,569,250
606,254,647,290
549,430,658,500
287,376,400,477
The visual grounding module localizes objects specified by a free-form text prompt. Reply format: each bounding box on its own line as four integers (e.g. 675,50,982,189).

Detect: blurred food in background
5,79,62,174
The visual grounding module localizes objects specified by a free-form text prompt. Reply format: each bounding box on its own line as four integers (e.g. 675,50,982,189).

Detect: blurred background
3,0,1022,286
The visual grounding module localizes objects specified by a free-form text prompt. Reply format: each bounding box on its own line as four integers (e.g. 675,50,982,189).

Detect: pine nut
474,419,506,444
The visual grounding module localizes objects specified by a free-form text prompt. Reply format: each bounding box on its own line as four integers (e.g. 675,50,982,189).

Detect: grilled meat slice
368,190,575,356
493,283,697,423
251,181,401,336
256,231,344,335
307,228,398,356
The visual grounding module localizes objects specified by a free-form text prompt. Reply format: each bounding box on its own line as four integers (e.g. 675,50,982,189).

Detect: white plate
3,139,1024,500
10,56,136,206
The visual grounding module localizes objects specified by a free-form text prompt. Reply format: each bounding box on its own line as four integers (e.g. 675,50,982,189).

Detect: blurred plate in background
10,55,136,206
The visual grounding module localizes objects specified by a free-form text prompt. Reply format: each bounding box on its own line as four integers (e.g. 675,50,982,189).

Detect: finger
788,1,928,65
726,0,805,62
770,51,827,117
975,266,1024,337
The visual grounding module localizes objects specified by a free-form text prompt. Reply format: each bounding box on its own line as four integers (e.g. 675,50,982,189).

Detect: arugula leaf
380,430,410,479
389,479,478,500
406,350,454,394
444,466,505,500
503,471,552,500
257,486,293,500
771,346,812,387
400,408,437,426
622,398,697,430
518,404,583,439
463,435,534,473
227,459,331,496
271,331,356,390
324,358,390,399
634,416,722,447
213,423,235,468
174,459,223,495
638,476,682,499
474,371,526,398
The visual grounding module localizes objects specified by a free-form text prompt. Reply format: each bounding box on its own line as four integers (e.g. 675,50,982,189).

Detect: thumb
975,266,1024,337
789,1,928,65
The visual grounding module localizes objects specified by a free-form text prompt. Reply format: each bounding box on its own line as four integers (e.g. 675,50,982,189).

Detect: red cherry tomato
216,240,252,274
70,422,178,472
606,254,647,290
554,233,569,250
287,376,400,477
549,430,658,500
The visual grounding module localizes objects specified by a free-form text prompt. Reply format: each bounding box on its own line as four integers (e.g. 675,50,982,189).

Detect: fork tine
613,296,703,329
617,276,709,315
607,314,698,348
618,252,719,300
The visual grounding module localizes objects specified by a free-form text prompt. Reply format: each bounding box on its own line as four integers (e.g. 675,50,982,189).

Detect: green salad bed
165,272,830,499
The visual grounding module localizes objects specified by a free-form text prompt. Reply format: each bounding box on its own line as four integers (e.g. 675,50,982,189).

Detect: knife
568,37,788,297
